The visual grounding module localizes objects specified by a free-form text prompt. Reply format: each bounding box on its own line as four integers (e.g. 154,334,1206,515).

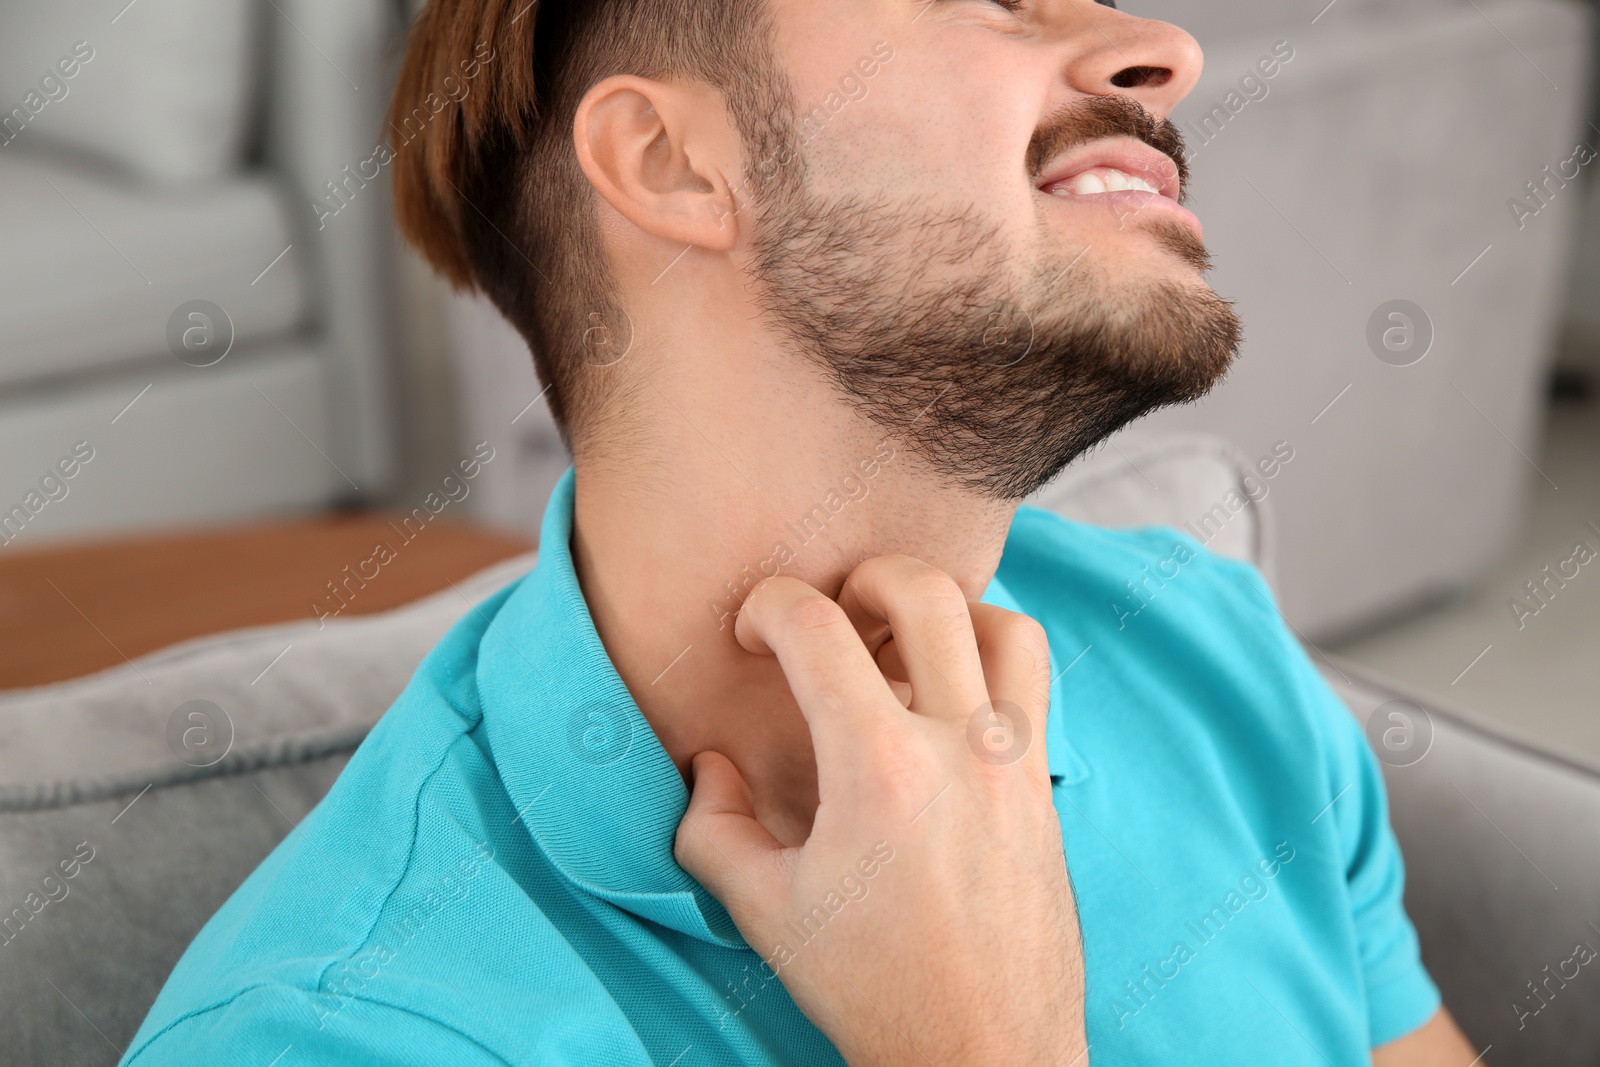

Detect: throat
566,449,1018,850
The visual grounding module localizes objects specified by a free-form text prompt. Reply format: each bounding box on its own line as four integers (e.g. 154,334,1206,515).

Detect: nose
1055,3,1205,119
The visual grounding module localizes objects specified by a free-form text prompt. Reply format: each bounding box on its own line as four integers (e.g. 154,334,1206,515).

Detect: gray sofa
2,434,1596,1064
1112,0,1595,639
0,0,401,546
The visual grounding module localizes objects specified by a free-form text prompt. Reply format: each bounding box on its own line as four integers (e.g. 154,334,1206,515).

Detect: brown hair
385,0,787,450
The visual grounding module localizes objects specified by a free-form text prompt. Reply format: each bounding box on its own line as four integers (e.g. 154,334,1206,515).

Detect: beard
742,94,1244,502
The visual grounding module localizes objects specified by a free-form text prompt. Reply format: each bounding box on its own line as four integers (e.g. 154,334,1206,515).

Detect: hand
675,555,1087,1066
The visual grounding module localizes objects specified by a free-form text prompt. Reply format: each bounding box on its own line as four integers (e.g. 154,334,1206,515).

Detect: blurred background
3,1,1600,1064
0,0,1595,755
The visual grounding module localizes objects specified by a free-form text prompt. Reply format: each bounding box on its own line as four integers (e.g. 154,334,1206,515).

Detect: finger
734,576,901,773
875,637,908,683
875,639,913,707
968,602,1054,773
968,603,1052,710
675,751,789,934
836,556,989,719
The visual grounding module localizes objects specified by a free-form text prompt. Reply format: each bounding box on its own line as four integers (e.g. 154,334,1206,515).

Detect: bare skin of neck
569,290,1019,848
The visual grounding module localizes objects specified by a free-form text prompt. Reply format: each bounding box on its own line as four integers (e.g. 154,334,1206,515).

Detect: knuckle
899,579,974,644
846,553,909,585
856,555,967,608
743,574,805,614
928,610,978,661
899,563,967,607
781,590,849,639
1019,612,1050,647
999,610,1050,655
1000,613,1053,687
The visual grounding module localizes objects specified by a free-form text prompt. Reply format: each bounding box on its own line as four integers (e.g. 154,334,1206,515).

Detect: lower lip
1042,188,1204,241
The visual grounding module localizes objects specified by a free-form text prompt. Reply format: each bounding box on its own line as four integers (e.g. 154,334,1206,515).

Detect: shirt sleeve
1233,559,1443,1048
122,984,518,1067
1310,667,1442,1047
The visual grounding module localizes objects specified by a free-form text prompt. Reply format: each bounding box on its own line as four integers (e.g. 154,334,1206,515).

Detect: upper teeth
1050,167,1162,197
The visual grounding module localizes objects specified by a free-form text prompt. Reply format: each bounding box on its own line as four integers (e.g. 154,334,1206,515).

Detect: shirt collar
475,466,1085,946
475,466,744,947
980,569,1092,786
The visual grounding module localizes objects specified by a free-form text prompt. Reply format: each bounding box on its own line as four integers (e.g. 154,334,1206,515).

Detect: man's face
738,0,1243,500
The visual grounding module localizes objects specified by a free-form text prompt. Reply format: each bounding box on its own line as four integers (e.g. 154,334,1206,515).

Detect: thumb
675,750,789,931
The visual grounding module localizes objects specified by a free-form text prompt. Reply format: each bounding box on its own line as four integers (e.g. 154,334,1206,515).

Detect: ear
574,76,744,252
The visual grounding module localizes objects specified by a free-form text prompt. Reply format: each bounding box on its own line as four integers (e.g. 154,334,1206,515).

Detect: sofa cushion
0,757,354,1067
0,554,534,1065
0,0,258,183
1025,430,1273,581
1322,663,1600,1065
0,153,309,387
0,553,538,809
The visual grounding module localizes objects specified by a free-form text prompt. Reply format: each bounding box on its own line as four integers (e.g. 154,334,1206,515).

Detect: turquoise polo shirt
122,467,1439,1066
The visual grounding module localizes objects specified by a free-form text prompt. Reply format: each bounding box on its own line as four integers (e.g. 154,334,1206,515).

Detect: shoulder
124,730,589,1064
122,982,513,1066
999,504,1353,772
125,578,554,1060
1001,503,1285,646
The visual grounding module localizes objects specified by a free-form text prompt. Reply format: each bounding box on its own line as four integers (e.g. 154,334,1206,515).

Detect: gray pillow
0,555,534,1066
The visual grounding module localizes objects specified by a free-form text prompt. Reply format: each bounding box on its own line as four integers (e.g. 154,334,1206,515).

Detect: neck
568,365,1019,847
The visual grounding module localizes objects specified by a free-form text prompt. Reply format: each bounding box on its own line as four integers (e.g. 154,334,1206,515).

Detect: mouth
1035,137,1202,239
1035,136,1183,200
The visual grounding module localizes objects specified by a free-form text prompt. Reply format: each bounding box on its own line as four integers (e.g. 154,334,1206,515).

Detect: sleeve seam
122,981,517,1067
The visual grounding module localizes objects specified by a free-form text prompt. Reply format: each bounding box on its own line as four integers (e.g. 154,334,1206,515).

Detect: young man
123,0,1478,1063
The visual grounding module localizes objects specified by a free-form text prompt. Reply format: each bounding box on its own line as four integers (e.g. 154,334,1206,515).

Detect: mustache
1025,94,1190,203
